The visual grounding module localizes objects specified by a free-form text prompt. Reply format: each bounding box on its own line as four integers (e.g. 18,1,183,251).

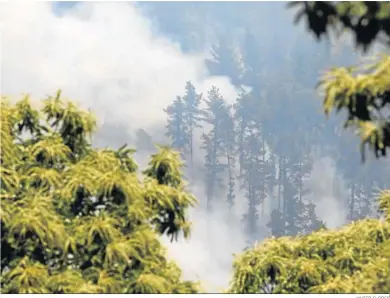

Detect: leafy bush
228,190,390,293
0,92,200,293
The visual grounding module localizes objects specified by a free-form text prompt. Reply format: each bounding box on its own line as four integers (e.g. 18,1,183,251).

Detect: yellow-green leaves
128,272,170,294
228,193,390,293
1,92,198,294
379,189,390,221
15,95,41,135
144,145,185,187
1,99,20,165
318,55,390,161
5,258,50,293
29,134,71,166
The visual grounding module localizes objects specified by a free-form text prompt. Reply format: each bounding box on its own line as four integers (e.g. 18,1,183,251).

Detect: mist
0,1,243,291
0,1,373,292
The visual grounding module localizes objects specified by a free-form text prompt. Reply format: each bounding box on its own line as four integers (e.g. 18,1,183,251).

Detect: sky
0,1,353,292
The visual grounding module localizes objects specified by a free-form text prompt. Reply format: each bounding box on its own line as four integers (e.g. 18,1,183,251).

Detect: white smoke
0,1,245,291
0,2,237,133
0,1,353,292
305,157,349,229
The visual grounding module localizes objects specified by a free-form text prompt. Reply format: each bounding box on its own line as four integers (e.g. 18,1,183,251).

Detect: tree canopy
228,189,390,293
0,92,200,294
290,1,390,51
290,1,390,161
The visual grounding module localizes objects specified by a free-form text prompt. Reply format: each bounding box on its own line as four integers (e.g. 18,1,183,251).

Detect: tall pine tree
164,96,188,156
201,86,234,211
181,81,203,171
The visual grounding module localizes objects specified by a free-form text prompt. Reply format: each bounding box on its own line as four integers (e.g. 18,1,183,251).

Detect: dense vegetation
228,191,390,293
0,94,199,293
2,1,390,294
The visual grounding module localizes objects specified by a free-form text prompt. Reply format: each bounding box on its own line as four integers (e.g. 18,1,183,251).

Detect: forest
1,1,390,294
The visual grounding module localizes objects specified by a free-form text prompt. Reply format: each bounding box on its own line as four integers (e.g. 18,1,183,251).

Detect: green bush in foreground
0,92,200,293
228,190,390,293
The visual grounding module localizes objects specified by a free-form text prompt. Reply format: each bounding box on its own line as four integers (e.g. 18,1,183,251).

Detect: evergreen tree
240,125,268,239
181,81,203,170
234,90,256,177
205,35,242,86
240,31,263,87
267,209,285,237
219,103,237,209
200,86,233,211
164,96,189,155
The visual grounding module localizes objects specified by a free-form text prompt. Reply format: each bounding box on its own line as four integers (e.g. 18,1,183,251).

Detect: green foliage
228,191,390,293
229,1,390,293
319,55,390,161
289,1,390,51
0,93,200,293
288,1,390,163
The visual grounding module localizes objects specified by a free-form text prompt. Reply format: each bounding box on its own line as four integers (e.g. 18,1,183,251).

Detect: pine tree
181,81,203,170
164,96,189,156
205,35,242,86
267,209,285,237
234,90,254,177
240,125,268,239
200,86,233,211
223,106,237,209
240,30,266,88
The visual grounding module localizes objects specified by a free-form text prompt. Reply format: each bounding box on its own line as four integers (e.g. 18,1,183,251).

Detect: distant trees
164,96,188,154
161,4,390,293
239,126,267,237
182,82,203,169
0,93,200,294
205,35,242,87
201,87,232,211
165,83,237,212
164,82,203,172
228,1,390,294
164,78,325,239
